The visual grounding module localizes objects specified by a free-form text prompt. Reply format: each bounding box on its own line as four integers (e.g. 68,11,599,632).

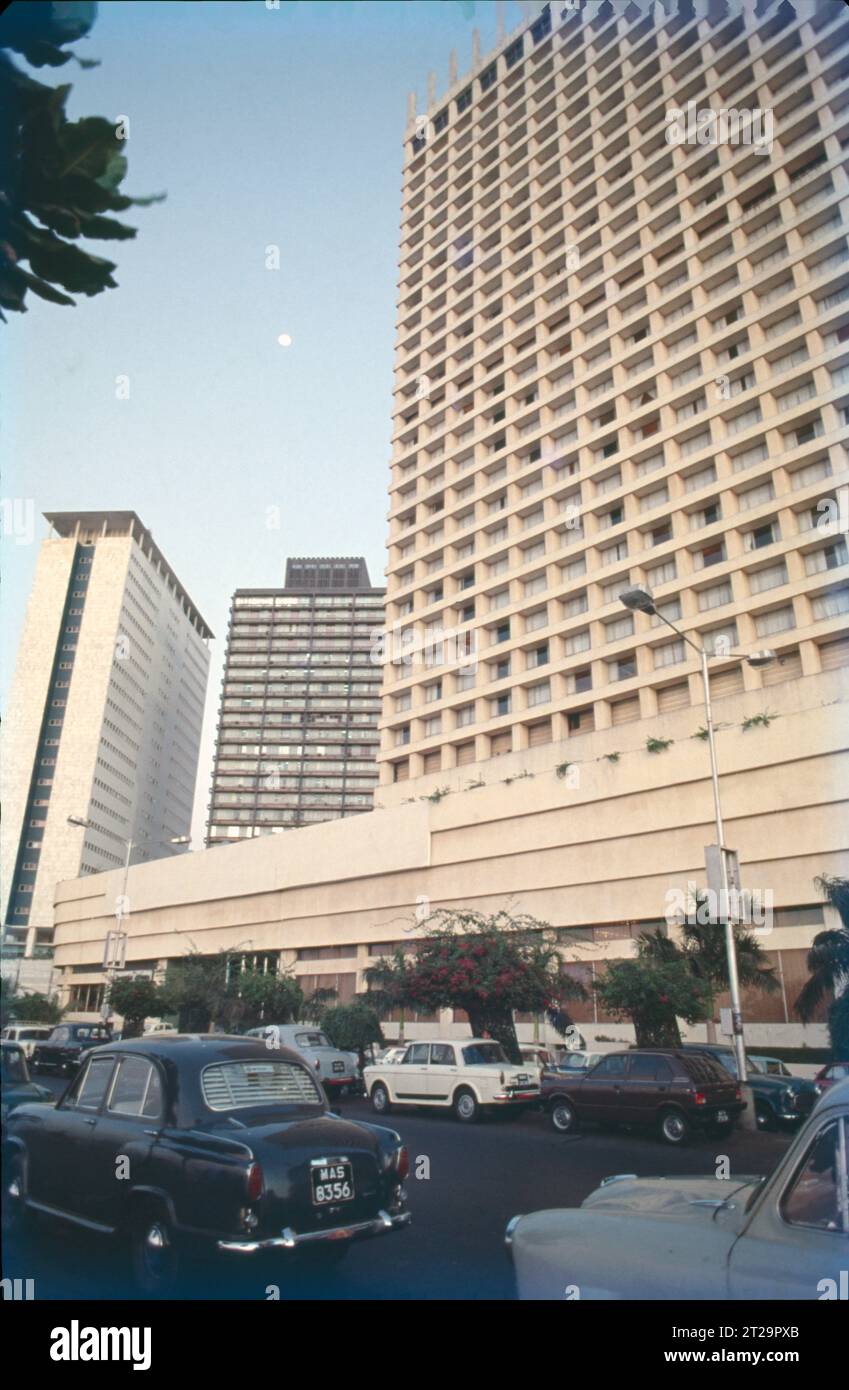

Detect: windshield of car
202,1060,324,1112
828,1064,849,1081
294,1032,331,1048
1,1048,28,1083
680,1054,731,1085
462,1043,507,1065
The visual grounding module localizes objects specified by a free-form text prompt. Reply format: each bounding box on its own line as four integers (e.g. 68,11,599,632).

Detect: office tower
206,557,385,843
1,511,212,959
379,0,849,790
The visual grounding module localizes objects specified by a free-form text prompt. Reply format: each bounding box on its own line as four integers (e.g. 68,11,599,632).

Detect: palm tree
795,877,849,1055
641,902,779,1042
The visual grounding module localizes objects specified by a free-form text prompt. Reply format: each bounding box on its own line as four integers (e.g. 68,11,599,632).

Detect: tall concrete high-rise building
1,512,212,960
206,558,385,844
379,0,849,792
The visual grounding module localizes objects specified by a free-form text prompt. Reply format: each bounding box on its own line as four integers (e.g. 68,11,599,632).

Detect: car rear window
201,1060,323,1111
679,1054,730,1085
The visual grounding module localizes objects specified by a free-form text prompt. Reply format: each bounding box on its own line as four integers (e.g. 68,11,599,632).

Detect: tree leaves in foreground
0,0,162,318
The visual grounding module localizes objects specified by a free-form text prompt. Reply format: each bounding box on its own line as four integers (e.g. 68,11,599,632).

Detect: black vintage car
31,1022,112,1076
1,1042,53,1129
3,1035,410,1294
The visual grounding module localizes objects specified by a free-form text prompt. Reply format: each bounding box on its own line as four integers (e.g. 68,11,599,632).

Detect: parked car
549,1050,604,1074
2,1035,410,1294
519,1045,555,1071
749,1053,793,1077
31,1023,112,1077
142,1021,178,1036
378,1046,408,1065
678,1044,819,1130
244,1024,360,1096
1,1042,53,1128
507,1079,849,1300
0,1023,53,1060
364,1038,541,1123
815,1061,849,1093
541,1048,745,1144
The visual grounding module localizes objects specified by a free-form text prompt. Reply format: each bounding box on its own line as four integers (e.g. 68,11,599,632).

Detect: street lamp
619,585,775,1087
67,818,190,1019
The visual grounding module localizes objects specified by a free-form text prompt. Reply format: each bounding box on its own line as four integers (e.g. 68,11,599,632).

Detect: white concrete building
1,512,212,962
49,0,849,1049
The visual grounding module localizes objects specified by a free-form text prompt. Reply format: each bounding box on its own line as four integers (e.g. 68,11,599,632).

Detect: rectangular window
754,606,795,637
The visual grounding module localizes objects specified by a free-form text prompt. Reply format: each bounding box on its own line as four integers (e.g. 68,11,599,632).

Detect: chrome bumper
217,1208,411,1254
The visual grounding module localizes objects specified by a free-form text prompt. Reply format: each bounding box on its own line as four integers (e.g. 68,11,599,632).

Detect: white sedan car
363,1038,541,1123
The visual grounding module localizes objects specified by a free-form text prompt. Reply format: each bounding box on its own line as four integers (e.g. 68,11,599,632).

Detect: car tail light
500,1071,505,1085
313,1057,321,1071
735,1086,742,1101
246,1162,264,1202
694,1091,707,1106
395,1146,409,1182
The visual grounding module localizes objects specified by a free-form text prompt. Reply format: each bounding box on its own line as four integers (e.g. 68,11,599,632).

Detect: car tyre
370,1082,392,1116
2,1153,31,1239
549,1097,577,1134
659,1107,690,1145
130,1204,180,1297
755,1101,776,1131
453,1088,480,1123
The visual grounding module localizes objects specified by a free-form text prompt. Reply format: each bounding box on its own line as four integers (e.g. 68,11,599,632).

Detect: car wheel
755,1101,776,1131
659,1107,690,1145
453,1088,480,1123
2,1153,31,1238
131,1205,180,1297
549,1098,577,1134
370,1082,391,1115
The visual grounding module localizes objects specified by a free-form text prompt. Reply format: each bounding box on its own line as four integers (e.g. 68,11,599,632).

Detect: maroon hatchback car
541,1048,745,1145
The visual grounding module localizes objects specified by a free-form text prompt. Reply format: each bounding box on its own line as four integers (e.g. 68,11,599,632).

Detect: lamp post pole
618,588,775,1098
67,819,189,1021
698,645,748,1084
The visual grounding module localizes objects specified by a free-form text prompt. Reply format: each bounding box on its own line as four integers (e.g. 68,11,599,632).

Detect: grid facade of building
379,0,849,789
0,512,212,956
206,558,385,842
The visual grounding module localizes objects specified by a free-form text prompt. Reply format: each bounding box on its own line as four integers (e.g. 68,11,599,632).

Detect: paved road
3,1088,793,1301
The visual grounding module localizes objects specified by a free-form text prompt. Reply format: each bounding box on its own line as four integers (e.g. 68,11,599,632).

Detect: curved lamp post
619,585,774,1088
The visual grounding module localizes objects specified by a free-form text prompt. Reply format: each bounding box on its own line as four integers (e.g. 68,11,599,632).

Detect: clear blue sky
1,0,522,840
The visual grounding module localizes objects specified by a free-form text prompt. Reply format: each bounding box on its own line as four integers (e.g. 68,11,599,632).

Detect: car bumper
492,1090,541,1104
217,1207,411,1254
692,1102,746,1128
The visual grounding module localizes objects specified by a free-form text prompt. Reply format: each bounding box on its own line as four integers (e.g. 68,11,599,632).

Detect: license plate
332,1061,345,1073
311,1160,354,1206
716,1110,729,1123
516,1073,529,1085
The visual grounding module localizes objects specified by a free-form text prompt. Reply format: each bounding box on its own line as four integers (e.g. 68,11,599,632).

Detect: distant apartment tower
1,512,212,958
380,0,849,788
206,558,385,843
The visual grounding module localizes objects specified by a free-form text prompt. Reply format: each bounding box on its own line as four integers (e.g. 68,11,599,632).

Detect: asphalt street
2,1084,793,1301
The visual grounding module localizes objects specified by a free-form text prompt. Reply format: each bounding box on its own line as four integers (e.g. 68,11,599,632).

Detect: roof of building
43,511,213,639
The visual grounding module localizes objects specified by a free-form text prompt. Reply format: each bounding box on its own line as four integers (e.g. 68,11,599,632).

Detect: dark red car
814,1061,849,1093
541,1048,745,1145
